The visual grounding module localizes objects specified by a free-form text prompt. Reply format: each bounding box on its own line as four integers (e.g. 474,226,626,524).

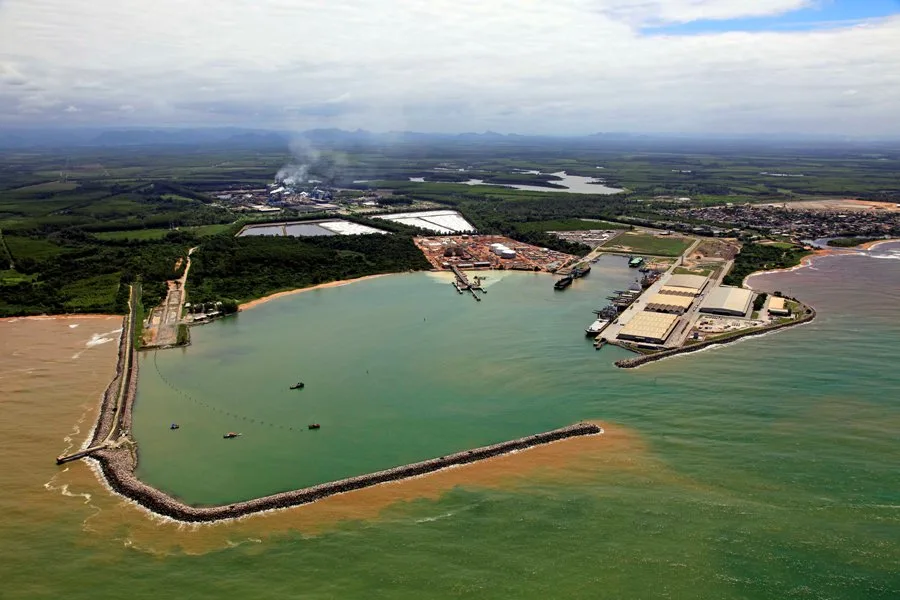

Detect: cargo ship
572,264,591,278
554,275,574,290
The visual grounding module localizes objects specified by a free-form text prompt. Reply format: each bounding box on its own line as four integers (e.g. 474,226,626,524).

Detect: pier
449,264,485,301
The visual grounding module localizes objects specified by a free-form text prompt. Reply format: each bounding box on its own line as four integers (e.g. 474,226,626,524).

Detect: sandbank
861,238,900,251
238,274,392,311
0,313,120,323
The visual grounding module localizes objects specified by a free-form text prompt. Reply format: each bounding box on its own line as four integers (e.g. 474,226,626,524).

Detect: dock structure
449,264,484,301
449,264,471,290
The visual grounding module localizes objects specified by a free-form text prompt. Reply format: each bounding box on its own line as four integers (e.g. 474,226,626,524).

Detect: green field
59,273,121,310
600,232,694,256
515,219,630,233
94,223,235,241
4,235,68,262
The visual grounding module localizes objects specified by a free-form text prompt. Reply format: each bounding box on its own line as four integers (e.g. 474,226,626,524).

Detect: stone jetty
92,422,602,523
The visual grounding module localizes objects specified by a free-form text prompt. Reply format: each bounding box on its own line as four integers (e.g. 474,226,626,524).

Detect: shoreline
861,238,900,251
238,274,392,311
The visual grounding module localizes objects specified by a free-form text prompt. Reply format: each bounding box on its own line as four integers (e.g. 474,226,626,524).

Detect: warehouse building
646,293,694,314
767,296,791,316
618,311,680,345
660,273,709,297
699,286,754,317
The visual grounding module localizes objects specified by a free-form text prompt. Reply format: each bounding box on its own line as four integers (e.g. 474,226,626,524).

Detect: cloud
0,0,897,135
596,0,814,26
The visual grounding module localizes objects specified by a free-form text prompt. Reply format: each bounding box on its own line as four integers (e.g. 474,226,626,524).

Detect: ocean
1,249,898,599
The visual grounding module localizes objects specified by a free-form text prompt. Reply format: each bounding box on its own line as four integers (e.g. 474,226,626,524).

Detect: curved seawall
615,305,816,369
92,422,602,523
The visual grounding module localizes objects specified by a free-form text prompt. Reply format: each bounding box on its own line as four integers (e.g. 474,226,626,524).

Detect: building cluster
659,204,900,240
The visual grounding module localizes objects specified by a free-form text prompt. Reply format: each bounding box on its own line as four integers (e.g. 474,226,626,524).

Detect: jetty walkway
56,283,139,464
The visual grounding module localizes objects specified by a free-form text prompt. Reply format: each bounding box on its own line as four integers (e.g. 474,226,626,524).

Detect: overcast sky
1,0,899,135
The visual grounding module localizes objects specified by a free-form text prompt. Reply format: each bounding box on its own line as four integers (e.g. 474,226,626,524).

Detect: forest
188,234,431,304
722,243,811,287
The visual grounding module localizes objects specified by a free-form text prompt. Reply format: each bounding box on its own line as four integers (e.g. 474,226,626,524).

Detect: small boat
290,382,305,390
223,432,241,439
585,319,609,336
308,424,321,430
170,423,180,430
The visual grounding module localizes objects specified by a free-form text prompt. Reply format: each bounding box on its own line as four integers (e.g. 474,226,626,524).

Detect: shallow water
1,248,898,598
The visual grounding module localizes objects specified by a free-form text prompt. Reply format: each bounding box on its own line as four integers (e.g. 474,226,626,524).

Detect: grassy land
515,219,630,233
4,235,68,262
176,323,190,346
673,266,713,276
600,232,694,256
59,273,121,310
0,269,37,285
93,223,236,241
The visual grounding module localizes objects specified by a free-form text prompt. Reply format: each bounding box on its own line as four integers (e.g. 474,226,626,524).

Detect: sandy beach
238,274,392,311
0,314,120,323
861,238,900,251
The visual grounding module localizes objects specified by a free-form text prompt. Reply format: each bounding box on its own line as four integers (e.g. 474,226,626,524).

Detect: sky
1,0,899,136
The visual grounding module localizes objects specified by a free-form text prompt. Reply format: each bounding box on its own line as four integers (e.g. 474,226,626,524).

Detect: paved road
665,258,734,348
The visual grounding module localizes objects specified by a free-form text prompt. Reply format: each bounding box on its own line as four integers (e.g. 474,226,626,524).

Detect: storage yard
414,235,576,272
237,219,389,237
373,210,476,234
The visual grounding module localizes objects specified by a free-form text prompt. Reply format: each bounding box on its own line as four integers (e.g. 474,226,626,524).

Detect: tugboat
554,275,574,290
308,424,321,430
170,423,180,430
223,432,241,439
290,382,305,390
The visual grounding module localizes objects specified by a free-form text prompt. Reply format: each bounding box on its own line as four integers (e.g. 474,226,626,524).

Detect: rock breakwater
91,422,602,523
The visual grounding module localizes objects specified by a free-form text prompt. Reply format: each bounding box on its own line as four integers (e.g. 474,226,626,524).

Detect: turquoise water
133,257,638,504
3,249,899,599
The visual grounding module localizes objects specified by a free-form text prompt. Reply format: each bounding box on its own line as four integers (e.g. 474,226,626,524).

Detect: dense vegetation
0,231,189,316
753,293,768,312
188,234,431,304
513,219,631,233
723,243,811,287
826,237,880,248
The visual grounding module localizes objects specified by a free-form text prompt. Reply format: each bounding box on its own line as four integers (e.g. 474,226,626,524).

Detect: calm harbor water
2,248,898,598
